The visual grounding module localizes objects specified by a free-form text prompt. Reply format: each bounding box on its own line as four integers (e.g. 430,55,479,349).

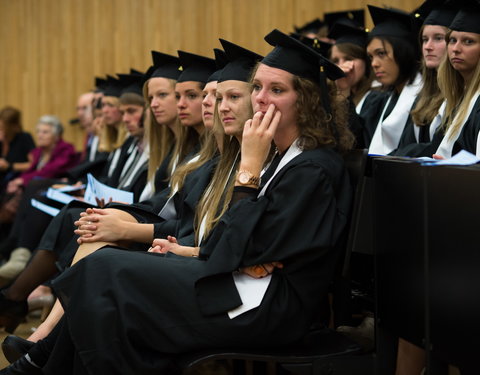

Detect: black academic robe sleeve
195,148,352,316
452,96,480,156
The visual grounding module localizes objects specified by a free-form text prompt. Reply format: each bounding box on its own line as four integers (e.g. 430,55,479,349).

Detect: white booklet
31,198,60,217
83,173,133,206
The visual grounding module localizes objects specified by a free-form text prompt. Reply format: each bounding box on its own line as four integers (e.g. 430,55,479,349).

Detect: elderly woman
0,30,353,374
6,115,77,195
0,115,77,287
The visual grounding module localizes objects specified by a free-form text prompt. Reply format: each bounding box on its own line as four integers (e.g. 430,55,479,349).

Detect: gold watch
236,170,260,187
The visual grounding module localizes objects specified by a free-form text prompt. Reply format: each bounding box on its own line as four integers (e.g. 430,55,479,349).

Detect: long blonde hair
169,130,218,194
411,25,448,127
194,95,253,245
97,96,127,152
438,31,480,139
142,78,176,183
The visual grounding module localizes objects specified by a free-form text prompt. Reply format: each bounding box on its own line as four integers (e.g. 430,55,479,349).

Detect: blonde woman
2,30,355,374
393,3,456,156
434,4,480,158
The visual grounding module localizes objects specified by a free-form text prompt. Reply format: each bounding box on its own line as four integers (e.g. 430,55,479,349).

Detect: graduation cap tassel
318,66,339,143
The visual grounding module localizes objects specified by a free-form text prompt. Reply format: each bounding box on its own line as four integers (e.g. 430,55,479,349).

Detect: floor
0,312,41,369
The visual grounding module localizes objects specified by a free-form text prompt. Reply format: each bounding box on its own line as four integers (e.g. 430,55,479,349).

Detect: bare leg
395,338,425,375
27,241,116,342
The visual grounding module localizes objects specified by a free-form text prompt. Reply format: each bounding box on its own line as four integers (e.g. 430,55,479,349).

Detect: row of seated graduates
0,48,209,335
0,72,156,289
0,0,480,374
293,0,480,374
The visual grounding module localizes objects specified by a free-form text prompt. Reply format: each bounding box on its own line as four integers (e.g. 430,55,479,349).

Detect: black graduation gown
51,147,352,374
390,97,437,157
451,96,480,156
356,90,390,148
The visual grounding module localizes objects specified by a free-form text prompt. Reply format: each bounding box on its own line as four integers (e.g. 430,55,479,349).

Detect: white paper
420,150,480,166
228,273,272,319
46,188,79,205
56,184,85,193
84,173,134,206
31,199,60,217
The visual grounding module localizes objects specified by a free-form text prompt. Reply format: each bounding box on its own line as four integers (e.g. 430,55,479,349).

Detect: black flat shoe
0,292,28,334
2,336,34,364
0,354,42,374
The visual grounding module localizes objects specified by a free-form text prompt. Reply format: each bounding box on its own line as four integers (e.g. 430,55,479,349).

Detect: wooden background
0,0,420,149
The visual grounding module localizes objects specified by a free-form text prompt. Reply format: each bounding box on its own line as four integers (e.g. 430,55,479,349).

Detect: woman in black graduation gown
0,29,354,374
327,22,386,149
432,3,480,159
391,2,456,157
0,53,217,337
364,5,422,155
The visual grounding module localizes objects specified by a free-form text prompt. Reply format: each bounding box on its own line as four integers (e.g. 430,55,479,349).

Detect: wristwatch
236,170,260,187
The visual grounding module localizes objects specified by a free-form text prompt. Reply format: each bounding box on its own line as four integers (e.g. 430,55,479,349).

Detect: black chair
179,149,371,375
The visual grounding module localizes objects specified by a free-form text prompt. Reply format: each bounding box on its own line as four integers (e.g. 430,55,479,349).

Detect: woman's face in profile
250,64,298,130
367,38,400,87
36,123,57,148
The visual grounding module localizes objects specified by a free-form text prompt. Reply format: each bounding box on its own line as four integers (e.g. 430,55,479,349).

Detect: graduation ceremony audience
0,0,479,374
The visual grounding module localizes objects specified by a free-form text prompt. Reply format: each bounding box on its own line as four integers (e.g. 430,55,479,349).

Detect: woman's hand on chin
240,104,281,176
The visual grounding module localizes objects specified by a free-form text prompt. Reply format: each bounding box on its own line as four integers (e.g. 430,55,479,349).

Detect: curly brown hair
293,76,354,154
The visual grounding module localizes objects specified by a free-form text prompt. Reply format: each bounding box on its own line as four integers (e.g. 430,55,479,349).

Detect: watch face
239,172,250,184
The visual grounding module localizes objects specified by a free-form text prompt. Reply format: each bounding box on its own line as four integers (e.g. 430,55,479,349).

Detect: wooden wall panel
0,0,421,149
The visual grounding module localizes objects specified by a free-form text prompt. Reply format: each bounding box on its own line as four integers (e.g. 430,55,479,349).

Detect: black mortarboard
329,23,368,47
294,18,324,35
177,51,217,83
118,72,146,96
290,33,333,56
449,0,480,33
149,51,181,80
324,9,365,30
207,48,228,83
262,29,344,82
368,5,415,39
103,75,123,98
218,39,263,83
414,0,458,27
262,29,345,120
94,77,108,93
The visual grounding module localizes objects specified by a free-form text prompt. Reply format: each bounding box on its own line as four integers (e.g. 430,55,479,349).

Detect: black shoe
0,355,42,374
0,292,28,333
2,336,34,364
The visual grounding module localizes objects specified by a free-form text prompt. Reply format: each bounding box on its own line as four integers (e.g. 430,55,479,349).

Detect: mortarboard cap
207,48,228,83
218,39,263,83
103,75,123,98
262,29,344,82
118,72,146,96
329,23,368,48
324,9,365,30
449,0,480,33
94,77,108,93
294,18,325,35
177,51,217,83
414,0,458,27
149,51,182,80
290,33,333,56
368,5,415,39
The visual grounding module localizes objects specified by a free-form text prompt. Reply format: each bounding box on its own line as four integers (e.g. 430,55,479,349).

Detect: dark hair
0,106,23,142
368,35,420,89
332,43,374,105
